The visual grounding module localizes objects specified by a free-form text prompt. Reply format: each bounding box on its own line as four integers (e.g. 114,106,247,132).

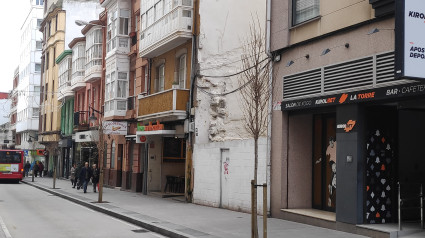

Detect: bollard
251,180,255,238
263,183,267,238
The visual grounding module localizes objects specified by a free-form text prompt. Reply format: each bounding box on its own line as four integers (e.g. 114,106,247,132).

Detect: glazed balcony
84,64,102,83
70,74,86,91
139,2,193,58
138,89,189,121
58,82,73,101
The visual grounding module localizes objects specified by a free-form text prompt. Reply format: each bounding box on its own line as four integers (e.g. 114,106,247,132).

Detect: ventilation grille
283,68,321,98
376,51,395,84
324,56,373,91
282,51,410,100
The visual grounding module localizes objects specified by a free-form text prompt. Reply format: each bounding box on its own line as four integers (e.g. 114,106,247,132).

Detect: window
37,19,42,29
85,29,102,70
32,108,40,117
293,0,320,25
72,43,86,79
107,8,118,53
111,141,115,169
55,15,58,32
53,48,56,66
35,63,41,72
117,72,128,98
156,64,164,92
119,9,129,35
178,54,186,88
45,52,49,69
36,41,42,49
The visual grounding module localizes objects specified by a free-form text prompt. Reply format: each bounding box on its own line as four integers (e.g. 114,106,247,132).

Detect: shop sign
103,121,127,135
137,120,164,131
36,150,46,156
395,0,425,80
282,82,425,110
136,135,147,143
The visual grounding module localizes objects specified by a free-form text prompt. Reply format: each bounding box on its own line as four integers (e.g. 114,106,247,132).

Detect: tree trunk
252,136,259,238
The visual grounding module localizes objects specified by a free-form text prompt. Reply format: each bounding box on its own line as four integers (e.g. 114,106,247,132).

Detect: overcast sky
2,1,31,93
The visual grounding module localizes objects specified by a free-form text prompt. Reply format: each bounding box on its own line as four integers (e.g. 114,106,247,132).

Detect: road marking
0,215,12,238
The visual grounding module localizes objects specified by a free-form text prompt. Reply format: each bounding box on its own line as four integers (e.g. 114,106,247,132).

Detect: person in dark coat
24,161,31,177
38,162,44,177
75,163,83,189
33,162,39,177
79,162,92,193
91,164,99,193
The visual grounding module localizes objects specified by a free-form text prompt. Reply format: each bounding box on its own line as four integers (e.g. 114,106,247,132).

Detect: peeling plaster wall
193,0,267,211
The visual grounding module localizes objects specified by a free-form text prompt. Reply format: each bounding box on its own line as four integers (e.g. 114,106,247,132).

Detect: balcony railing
58,82,73,101
71,73,86,91
73,111,90,131
84,64,102,83
138,88,189,121
140,3,192,58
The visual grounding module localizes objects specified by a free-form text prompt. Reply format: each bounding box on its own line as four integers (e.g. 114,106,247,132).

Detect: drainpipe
186,0,198,202
266,0,272,215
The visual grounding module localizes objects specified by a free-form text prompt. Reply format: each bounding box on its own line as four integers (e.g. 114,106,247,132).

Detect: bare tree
238,17,273,238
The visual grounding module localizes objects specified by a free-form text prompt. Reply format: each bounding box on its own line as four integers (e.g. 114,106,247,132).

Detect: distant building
0,92,11,126
15,0,45,163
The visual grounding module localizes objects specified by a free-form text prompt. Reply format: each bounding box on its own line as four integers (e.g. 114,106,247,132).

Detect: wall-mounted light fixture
367,28,394,35
321,48,331,56
286,60,294,67
320,43,350,56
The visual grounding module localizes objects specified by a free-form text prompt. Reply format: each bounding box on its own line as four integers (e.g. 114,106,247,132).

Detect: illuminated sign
137,120,164,132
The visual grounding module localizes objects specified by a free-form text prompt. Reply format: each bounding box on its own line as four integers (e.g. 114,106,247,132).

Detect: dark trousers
83,180,88,192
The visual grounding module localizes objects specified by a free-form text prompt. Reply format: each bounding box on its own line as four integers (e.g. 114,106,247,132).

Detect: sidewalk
21,177,367,238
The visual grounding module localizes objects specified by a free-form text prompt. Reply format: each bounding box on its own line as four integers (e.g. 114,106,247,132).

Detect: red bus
0,150,24,182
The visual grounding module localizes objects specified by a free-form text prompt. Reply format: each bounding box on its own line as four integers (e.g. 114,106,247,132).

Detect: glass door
312,114,336,211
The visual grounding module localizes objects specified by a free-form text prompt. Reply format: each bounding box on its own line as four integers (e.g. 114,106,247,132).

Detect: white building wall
193,138,268,213
17,2,44,151
193,0,267,213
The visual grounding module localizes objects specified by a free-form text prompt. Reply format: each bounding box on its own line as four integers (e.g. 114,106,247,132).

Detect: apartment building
135,0,193,195
16,0,45,163
39,0,102,175
0,92,12,150
269,0,425,235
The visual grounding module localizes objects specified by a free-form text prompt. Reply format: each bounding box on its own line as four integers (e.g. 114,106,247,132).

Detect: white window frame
155,64,165,92
178,54,186,89
85,28,103,70
71,43,86,79
293,0,320,26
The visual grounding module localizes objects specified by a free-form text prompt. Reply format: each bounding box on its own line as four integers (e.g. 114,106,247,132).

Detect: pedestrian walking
75,163,82,189
38,161,44,177
91,164,99,193
79,162,92,193
33,161,39,177
70,163,77,188
24,161,31,177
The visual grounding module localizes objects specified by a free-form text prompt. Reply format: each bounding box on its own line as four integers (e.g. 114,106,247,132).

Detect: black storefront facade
280,81,425,225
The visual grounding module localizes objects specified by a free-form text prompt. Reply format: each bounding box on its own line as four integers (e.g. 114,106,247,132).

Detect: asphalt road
0,181,167,238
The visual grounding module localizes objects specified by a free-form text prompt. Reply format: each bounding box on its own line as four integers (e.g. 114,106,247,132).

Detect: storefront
136,120,186,195
278,82,425,225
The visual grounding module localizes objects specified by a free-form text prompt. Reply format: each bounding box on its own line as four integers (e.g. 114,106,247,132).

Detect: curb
22,180,192,238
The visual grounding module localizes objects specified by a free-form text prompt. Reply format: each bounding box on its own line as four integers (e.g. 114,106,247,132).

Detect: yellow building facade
39,8,65,168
